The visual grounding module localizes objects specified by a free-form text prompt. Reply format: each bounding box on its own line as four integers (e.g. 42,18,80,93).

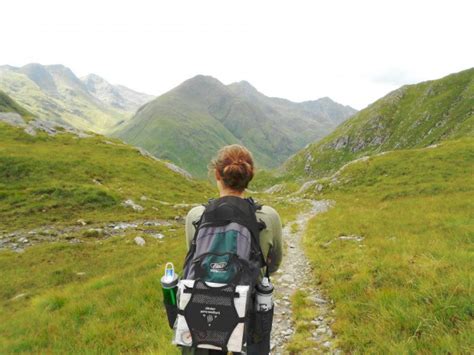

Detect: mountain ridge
114,74,357,177
283,67,474,178
0,63,154,133
81,73,154,112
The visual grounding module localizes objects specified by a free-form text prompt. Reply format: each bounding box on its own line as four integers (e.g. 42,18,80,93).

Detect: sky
1,0,473,109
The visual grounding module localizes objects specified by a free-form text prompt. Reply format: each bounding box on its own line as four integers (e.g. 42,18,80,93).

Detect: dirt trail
270,200,340,354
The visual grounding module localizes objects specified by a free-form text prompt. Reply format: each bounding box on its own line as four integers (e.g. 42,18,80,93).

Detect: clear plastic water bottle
161,262,179,328
255,277,274,312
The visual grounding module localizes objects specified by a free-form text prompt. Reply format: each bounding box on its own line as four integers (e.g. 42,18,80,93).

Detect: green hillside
0,90,33,118
0,122,212,232
296,138,473,353
114,75,356,177
0,64,152,133
284,68,474,178
0,120,214,353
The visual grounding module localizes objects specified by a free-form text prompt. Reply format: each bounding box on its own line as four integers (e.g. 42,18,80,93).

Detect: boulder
122,199,144,211
134,236,146,246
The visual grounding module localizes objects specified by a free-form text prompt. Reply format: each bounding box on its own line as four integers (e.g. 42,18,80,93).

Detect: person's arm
262,206,283,274
184,206,205,250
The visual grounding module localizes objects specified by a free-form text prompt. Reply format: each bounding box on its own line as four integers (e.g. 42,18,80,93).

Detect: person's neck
219,189,244,198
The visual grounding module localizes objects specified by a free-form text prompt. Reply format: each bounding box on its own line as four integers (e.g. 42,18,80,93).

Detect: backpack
174,196,267,352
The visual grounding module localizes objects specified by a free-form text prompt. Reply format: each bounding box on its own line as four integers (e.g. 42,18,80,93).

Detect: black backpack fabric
178,196,267,351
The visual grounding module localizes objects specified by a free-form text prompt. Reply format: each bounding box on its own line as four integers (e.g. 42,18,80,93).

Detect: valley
0,67,473,354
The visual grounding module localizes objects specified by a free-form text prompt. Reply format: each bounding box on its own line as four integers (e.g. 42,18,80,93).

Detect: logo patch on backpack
210,262,227,273
201,306,220,326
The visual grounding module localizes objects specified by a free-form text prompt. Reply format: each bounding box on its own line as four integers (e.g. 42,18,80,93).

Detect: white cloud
1,0,473,109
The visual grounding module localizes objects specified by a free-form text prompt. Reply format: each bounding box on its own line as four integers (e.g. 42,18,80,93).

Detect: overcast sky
1,0,473,109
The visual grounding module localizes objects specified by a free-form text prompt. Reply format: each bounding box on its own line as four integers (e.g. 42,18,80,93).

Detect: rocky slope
81,73,154,113
114,75,356,177
284,67,474,178
0,64,153,133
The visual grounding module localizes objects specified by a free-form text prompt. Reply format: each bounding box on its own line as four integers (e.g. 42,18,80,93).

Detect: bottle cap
164,262,174,282
257,277,273,294
161,262,178,287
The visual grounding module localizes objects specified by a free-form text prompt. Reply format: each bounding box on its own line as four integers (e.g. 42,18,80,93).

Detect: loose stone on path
270,200,340,354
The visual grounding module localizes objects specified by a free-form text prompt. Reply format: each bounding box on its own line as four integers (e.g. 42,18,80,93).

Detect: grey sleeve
267,208,283,274
185,206,205,250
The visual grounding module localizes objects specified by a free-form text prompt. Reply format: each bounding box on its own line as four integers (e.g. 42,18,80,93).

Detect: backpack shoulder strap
246,197,266,231
182,202,208,273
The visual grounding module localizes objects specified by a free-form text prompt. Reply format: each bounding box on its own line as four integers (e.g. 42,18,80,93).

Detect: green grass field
0,229,185,353
0,122,214,232
0,118,313,353
0,120,219,353
300,138,474,353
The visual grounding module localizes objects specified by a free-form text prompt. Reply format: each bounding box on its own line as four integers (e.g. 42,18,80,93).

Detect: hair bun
210,145,255,192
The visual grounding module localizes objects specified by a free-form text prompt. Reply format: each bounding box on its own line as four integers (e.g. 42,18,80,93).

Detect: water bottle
255,277,274,312
161,262,179,328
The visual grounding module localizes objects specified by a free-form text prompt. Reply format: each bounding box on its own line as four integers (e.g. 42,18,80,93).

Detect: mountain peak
173,75,228,101
301,97,358,124
235,80,256,89
45,64,81,83
82,73,105,82
228,80,259,95
18,63,58,93
185,74,223,86
80,73,153,112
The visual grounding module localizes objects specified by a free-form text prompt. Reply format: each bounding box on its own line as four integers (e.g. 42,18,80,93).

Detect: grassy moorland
0,197,308,355
0,229,186,353
0,111,312,353
300,138,473,353
0,117,217,353
0,122,213,232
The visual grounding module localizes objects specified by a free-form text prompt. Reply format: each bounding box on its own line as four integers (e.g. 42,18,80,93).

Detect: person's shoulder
256,204,281,227
258,205,279,217
186,205,205,222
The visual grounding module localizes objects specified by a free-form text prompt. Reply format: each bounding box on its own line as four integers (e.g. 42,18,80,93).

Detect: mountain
300,97,357,125
284,68,474,178
0,90,33,118
113,75,357,177
0,64,153,133
81,73,154,112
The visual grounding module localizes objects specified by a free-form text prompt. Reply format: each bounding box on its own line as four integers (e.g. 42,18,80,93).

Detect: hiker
182,144,283,355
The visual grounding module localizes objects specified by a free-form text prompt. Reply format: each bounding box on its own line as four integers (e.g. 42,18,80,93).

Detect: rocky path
270,200,340,354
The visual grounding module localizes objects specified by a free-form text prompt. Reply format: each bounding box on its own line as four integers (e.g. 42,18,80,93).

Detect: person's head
210,144,255,196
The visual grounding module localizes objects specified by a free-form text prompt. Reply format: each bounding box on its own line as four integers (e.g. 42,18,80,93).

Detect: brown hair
210,144,255,192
